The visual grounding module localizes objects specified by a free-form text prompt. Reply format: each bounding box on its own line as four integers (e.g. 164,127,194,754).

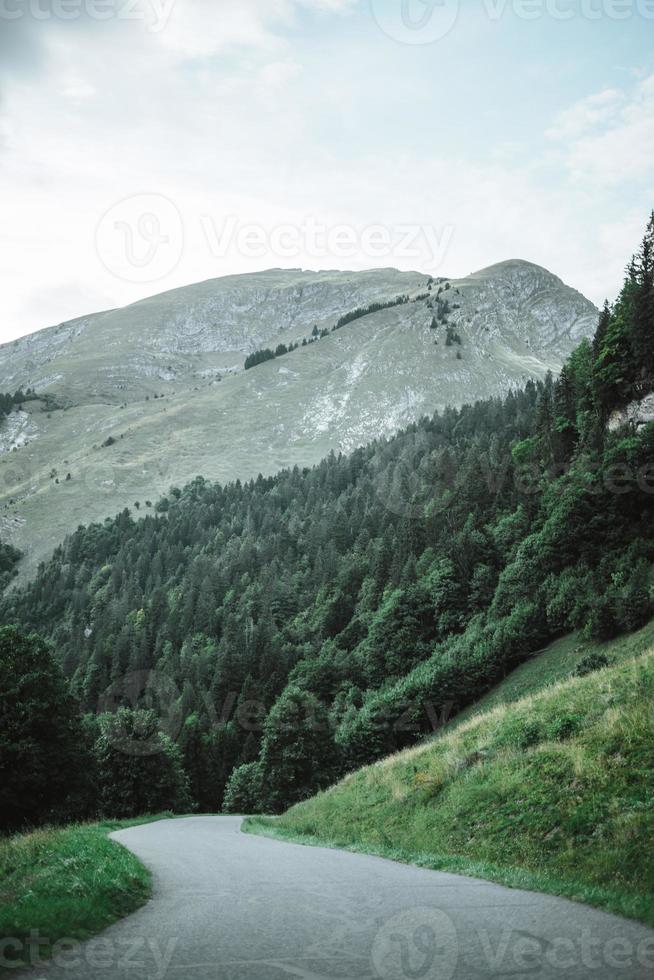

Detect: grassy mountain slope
248,627,654,926
0,261,596,576
0,816,163,974
448,618,654,729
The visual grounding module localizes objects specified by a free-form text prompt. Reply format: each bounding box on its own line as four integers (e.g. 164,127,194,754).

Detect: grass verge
0,813,173,975
246,639,654,929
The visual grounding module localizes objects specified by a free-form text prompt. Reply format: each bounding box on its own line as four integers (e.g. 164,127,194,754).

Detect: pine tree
592,287,633,418
631,213,654,386
593,301,611,362
553,366,577,463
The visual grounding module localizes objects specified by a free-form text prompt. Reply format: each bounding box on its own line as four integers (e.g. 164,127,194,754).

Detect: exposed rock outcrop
608,393,654,432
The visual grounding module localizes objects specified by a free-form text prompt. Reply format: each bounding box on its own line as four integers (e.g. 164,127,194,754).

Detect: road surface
19,816,654,979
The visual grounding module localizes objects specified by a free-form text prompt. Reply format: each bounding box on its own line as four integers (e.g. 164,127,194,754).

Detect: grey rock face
0,261,598,577
608,393,654,432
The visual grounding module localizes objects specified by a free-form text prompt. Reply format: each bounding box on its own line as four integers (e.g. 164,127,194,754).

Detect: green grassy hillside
0,815,168,974
248,628,654,926
449,618,654,728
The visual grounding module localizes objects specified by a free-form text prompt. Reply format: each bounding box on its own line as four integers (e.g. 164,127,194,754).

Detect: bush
545,713,582,740
94,708,191,818
493,713,541,750
258,687,341,813
223,762,263,814
583,598,619,641
574,653,613,677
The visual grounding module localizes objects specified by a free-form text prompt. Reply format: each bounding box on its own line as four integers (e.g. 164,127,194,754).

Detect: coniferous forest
2,216,654,829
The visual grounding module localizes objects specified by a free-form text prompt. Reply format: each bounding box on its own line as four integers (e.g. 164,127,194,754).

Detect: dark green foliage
244,348,276,370
223,762,263,813
257,686,340,812
0,626,94,832
573,652,612,677
630,213,654,384
334,294,409,329
592,215,654,413
0,388,36,422
94,708,191,818
0,540,22,590
4,216,654,816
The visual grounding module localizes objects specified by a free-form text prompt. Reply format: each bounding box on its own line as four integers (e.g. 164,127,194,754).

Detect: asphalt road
20,816,654,979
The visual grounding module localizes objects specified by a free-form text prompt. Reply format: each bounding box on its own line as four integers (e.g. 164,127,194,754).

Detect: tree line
243,292,419,371
2,215,654,822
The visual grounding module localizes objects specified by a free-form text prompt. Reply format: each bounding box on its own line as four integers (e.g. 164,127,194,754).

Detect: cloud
155,0,291,58
146,0,356,58
548,74,654,187
546,88,624,141
0,0,649,340
0,19,48,95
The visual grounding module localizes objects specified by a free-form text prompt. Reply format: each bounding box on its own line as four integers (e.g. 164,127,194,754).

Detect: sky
0,0,653,342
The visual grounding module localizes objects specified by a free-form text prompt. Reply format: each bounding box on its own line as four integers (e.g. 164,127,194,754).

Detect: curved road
21,817,654,979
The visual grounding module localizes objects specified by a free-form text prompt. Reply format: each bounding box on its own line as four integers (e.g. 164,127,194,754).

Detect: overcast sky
0,0,653,341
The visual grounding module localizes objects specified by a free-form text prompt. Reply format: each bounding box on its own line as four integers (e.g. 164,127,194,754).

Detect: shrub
94,708,191,818
223,762,263,814
258,687,341,813
574,652,613,677
545,713,582,740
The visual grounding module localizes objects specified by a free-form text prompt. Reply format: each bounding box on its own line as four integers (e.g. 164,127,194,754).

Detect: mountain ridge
0,260,598,577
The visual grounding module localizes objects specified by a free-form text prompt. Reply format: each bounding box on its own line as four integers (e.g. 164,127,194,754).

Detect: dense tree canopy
93,708,191,818
0,626,93,831
3,215,654,815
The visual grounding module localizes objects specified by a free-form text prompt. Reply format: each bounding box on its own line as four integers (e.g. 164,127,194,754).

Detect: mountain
4,215,654,836
0,260,597,575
